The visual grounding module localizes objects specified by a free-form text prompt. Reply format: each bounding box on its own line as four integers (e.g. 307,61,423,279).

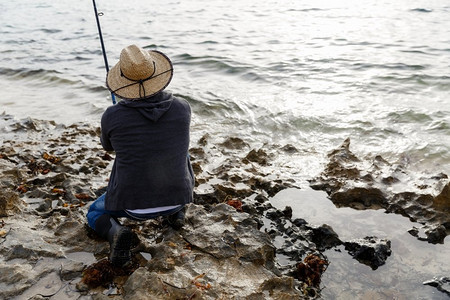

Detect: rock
183,203,275,266
280,144,299,154
0,187,23,217
330,187,387,209
310,138,450,243
19,272,63,299
423,277,450,297
424,224,447,244
219,137,249,150
243,149,270,166
433,182,450,210
343,236,391,270
308,224,342,251
60,260,85,281
119,203,307,299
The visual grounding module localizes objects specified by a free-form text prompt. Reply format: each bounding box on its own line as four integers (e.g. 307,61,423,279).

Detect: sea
1,0,449,299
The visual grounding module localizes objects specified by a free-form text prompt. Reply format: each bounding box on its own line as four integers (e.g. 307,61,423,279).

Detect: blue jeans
86,193,184,231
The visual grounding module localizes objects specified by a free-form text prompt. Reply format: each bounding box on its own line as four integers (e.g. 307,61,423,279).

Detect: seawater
1,0,449,298
272,188,450,299
1,0,449,179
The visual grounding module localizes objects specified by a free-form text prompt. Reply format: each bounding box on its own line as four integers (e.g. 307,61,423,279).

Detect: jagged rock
310,138,450,243
308,224,342,251
433,182,450,210
1,216,65,261
183,203,275,265
343,236,391,270
121,203,305,299
219,137,249,150
0,186,23,217
330,187,387,209
424,224,447,244
243,149,270,166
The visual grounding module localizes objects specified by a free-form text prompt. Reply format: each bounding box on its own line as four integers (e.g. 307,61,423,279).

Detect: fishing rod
92,0,116,104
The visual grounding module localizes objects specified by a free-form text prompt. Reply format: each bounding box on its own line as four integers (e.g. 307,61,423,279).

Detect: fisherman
86,44,195,267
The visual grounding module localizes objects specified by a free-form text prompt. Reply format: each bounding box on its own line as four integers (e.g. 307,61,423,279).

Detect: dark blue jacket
100,91,194,210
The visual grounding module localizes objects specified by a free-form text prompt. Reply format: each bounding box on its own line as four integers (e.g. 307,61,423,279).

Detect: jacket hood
118,91,173,122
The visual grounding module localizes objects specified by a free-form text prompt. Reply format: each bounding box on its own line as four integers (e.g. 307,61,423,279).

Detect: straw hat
106,45,173,100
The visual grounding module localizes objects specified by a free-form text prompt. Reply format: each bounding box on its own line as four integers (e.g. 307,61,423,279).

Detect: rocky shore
0,115,449,299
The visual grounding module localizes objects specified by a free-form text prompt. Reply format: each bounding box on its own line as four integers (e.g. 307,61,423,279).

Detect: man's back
101,91,194,210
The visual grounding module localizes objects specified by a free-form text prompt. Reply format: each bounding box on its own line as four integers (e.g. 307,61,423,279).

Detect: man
86,45,195,267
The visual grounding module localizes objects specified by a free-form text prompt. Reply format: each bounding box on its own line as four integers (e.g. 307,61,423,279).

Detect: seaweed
81,258,139,288
293,254,329,288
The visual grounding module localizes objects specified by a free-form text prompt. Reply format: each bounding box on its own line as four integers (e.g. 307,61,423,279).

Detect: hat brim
106,50,173,100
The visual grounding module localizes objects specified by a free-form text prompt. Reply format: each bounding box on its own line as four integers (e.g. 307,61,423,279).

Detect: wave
410,8,433,13
0,67,107,94
0,67,67,82
387,109,434,124
286,8,325,12
351,62,427,71
175,53,247,73
174,53,267,82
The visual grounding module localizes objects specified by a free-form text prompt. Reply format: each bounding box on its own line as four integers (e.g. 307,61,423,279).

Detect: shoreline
0,116,449,299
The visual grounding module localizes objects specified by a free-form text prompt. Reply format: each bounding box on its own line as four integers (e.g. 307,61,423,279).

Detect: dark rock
309,224,342,251
243,149,270,166
343,236,391,270
424,224,447,244
407,227,419,237
282,206,293,219
265,208,285,221
381,176,400,185
292,218,307,227
255,193,268,203
434,182,450,210
330,187,387,209
219,137,249,150
280,144,299,154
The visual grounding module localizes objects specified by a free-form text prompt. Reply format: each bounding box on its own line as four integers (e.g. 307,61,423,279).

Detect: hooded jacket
100,91,194,210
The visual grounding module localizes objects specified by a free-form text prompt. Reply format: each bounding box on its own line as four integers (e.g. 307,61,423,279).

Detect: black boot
95,215,134,267
167,206,186,230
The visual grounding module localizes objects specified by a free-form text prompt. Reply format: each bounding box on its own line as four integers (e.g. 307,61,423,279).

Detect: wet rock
266,207,286,221
119,203,306,299
343,236,391,270
243,149,270,166
407,226,420,238
424,224,447,244
219,136,249,150
423,277,450,297
1,218,66,261
19,272,63,299
330,187,387,209
253,276,305,299
433,182,450,210
310,138,450,243
60,260,85,281
184,203,275,265
308,224,342,251
0,187,23,217
281,144,299,154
